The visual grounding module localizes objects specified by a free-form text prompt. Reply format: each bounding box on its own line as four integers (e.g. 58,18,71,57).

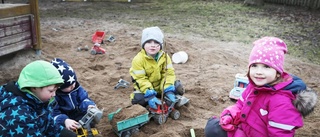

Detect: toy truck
229,73,249,100
90,43,106,55
76,107,104,137
108,95,189,137
108,108,150,137
148,95,188,125
92,31,105,44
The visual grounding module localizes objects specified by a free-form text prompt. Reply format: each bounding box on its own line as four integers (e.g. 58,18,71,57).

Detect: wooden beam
0,4,30,19
29,0,40,50
0,14,30,28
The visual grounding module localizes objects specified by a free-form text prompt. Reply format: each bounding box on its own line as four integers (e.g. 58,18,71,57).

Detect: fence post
29,0,41,53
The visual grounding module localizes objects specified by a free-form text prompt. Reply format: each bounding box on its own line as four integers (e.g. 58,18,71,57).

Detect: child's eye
264,64,271,68
251,64,257,67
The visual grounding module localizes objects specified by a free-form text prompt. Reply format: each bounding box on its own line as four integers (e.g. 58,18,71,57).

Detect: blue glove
144,89,161,109
164,85,175,93
144,89,157,98
148,96,161,109
165,92,176,102
164,85,176,102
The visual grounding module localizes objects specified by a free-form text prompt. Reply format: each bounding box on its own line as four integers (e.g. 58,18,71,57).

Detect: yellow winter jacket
130,49,176,95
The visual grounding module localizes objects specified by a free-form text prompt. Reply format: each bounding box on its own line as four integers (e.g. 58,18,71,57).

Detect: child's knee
174,80,185,95
131,92,147,107
204,117,227,137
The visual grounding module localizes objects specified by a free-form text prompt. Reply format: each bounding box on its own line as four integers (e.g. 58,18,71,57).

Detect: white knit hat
141,26,164,49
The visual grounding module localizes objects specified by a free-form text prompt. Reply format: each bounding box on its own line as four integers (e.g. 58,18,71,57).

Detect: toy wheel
121,131,131,137
90,49,96,55
170,109,180,120
130,128,139,134
153,115,166,125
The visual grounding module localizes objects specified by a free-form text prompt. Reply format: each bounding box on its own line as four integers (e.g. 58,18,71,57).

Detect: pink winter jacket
222,73,303,137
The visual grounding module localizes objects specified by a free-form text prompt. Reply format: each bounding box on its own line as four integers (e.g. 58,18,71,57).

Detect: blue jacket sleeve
52,102,69,126
77,86,96,112
45,115,66,137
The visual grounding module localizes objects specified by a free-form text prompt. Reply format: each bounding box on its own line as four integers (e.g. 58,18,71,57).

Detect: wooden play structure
0,0,41,57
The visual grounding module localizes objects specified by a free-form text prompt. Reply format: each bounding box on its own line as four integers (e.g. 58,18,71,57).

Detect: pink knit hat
249,37,288,74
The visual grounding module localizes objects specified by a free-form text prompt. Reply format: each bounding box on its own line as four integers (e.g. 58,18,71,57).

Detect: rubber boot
174,80,185,95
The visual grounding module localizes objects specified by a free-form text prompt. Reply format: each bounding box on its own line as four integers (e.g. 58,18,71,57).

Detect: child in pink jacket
204,37,317,137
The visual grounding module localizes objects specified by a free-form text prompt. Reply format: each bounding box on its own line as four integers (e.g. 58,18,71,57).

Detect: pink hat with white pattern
249,37,288,74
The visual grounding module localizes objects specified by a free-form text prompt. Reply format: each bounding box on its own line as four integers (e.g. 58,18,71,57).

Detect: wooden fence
264,0,320,9
0,0,41,57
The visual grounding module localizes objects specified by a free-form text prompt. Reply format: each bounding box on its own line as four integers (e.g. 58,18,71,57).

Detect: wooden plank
0,28,4,38
2,23,31,37
0,39,32,57
0,14,30,28
0,4,30,19
0,31,31,47
0,14,34,54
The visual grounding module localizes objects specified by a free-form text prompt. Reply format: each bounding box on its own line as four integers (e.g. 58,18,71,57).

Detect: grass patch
40,0,320,64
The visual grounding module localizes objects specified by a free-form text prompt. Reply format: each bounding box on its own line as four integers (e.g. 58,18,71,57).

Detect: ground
1,1,320,137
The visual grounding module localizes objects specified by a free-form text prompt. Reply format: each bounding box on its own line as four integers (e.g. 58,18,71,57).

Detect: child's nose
256,67,263,74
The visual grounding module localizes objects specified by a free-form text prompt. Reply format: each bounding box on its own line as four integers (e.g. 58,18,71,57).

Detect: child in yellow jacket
129,26,183,109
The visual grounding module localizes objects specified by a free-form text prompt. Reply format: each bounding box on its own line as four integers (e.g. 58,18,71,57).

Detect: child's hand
148,97,161,109
219,115,236,131
164,85,176,102
165,92,176,102
65,119,80,131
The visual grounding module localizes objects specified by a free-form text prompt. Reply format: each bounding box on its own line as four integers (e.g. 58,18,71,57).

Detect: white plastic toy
229,73,249,100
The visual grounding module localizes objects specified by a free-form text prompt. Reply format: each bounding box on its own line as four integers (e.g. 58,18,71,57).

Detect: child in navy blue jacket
0,60,76,137
51,58,96,131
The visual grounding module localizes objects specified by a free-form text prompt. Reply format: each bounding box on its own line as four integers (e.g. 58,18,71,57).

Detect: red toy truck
92,31,105,44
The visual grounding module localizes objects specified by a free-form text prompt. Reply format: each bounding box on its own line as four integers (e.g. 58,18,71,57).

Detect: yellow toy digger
75,107,103,137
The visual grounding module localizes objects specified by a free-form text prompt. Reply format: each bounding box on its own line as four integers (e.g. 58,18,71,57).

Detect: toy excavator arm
78,107,103,128
76,107,104,137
